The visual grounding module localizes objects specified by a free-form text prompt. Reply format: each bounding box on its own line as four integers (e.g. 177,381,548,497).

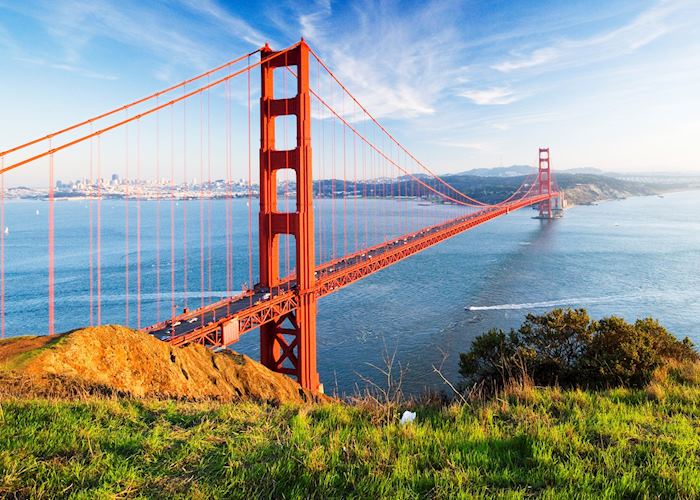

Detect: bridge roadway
143,193,557,347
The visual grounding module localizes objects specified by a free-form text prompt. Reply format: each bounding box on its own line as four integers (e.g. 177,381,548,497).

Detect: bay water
3,191,699,394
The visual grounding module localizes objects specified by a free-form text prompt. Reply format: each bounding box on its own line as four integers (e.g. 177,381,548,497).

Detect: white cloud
0,0,266,81
489,0,691,75
176,0,270,47
492,48,559,73
434,140,487,150
0,15,118,79
299,0,332,41
33,59,117,80
296,0,468,119
460,87,521,106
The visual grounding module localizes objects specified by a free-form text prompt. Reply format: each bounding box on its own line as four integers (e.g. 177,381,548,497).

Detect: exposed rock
562,182,657,206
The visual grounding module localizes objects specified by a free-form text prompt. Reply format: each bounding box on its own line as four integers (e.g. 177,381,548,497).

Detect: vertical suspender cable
207,84,213,299
170,104,176,326
225,78,231,297
89,128,94,326
247,59,253,307
155,98,161,322
362,119,366,246
331,75,336,260
182,88,188,311
124,116,130,326
1,163,4,338
396,146,401,236
342,92,347,257
48,147,55,335
353,102,358,254
382,133,387,242
228,76,234,297
224,81,229,297
200,93,205,315
317,63,325,264
137,119,142,330
97,136,102,324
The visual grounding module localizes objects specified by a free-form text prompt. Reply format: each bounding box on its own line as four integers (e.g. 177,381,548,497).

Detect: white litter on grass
400,411,416,425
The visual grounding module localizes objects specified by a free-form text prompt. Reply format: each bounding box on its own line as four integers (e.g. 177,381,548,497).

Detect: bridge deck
144,193,556,347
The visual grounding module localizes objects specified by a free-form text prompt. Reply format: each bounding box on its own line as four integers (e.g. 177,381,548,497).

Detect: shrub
583,316,660,387
671,360,700,386
645,381,666,401
516,308,592,385
634,318,698,362
458,328,517,385
459,309,698,390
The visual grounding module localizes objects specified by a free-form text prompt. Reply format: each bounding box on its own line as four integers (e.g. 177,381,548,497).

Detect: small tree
459,308,698,391
582,316,699,387
458,328,518,386
517,308,592,385
581,316,659,387
634,318,698,362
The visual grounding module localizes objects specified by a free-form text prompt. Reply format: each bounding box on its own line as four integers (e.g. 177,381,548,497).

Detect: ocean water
2,191,699,394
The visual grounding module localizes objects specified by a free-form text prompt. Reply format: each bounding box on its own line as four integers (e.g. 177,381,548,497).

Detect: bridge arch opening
272,65,299,100
273,115,298,152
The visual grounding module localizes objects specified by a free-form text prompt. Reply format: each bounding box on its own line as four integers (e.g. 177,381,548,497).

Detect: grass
0,335,66,372
1,367,699,499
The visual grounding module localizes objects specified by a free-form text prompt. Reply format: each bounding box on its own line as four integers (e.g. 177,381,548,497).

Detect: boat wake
467,295,627,311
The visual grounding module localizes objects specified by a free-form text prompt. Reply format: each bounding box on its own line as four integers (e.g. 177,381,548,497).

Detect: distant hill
456,165,700,179
434,172,671,205
454,165,611,177
311,170,694,205
561,167,607,175
453,165,535,177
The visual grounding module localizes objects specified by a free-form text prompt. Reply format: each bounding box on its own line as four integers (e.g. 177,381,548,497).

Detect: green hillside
2,369,699,498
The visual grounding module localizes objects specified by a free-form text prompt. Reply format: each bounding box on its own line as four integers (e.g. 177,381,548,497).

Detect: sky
1,0,699,180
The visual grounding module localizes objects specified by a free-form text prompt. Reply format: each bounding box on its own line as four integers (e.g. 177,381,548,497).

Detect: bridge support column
538,147,553,219
259,40,320,392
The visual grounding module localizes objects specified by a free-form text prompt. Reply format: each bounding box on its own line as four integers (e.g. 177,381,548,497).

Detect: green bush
457,328,516,385
516,308,592,385
459,309,698,389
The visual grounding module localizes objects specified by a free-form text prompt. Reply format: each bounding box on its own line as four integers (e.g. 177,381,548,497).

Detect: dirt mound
0,326,323,404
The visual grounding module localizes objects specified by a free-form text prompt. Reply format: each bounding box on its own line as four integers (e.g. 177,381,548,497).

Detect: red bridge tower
259,41,320,392
537,147,553,219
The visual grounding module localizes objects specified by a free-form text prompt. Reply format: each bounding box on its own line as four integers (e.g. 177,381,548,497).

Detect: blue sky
1,0,699,177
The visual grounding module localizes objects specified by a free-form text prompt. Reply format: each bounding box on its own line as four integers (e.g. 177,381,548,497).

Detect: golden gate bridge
0,39,561,392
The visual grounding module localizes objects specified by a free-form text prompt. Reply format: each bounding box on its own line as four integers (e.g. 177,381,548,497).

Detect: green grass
1,380,699,498
0,335,67,372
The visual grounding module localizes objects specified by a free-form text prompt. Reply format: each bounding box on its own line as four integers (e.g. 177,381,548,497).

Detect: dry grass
650,363,670,385
501,372,538,403
645,381,666,401
0,326,326,405
673,360,700,385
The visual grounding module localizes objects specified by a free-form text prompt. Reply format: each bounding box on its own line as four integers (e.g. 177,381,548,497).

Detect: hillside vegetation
441,172,664,206
1,373,699,498
460,308,698,390
313,172,673,206
0,314,698,498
